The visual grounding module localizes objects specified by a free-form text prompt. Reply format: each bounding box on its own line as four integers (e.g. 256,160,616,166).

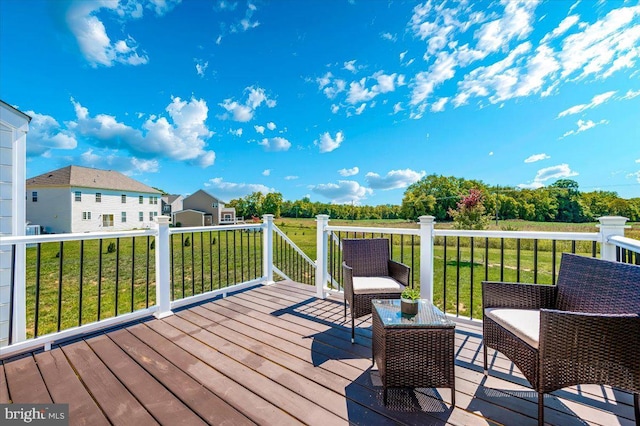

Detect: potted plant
400,288,420,316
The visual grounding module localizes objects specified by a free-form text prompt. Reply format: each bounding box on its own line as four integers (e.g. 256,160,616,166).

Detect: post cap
261,214,274,221
316,214,330,221
418,215,436,224
155,216,171,225
597,216,629,227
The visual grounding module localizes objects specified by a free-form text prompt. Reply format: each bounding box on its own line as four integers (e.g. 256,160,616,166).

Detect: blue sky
1,0,639,205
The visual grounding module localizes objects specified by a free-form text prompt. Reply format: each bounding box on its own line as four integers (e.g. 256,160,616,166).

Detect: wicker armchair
342,238,410,343
482,253,640,426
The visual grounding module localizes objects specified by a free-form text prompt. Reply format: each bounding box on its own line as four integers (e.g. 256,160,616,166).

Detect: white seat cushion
352,276,405,294
485,308,540,349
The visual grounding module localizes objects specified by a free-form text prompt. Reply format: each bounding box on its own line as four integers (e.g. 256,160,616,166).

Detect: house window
139,211,143,222
149,211,154,221
82,212,91,220
149,196,158,205
96,193,102,203
75,191,81,202
139,195,143,204
102,214,114,227
31,191,38,202
121,212,127,223
121,194,127,203
223,213,232,221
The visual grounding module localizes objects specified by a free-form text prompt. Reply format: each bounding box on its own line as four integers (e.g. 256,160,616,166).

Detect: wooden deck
1,281,636,425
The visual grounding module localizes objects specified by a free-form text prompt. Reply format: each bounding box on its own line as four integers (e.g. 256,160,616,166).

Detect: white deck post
418,215,435,302
315,214,330,299
154,216,173,318
597,216,629,261
262,214,274,284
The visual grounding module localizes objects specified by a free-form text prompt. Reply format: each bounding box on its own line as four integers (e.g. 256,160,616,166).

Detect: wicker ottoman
372,299,456,406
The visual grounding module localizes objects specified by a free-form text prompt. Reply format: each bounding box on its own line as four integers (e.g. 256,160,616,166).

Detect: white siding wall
25,187,71,233
70,188,160,232
0,106,28,347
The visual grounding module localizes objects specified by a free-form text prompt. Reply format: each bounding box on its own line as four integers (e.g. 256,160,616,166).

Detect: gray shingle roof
26,165,161,194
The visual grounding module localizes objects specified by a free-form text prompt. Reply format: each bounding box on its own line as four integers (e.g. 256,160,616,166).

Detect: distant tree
550,179,586,222
448,188,491,230
262,192,283,217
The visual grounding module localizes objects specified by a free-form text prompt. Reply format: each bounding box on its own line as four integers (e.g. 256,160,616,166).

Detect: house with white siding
26,165,162,233
0,100,30,346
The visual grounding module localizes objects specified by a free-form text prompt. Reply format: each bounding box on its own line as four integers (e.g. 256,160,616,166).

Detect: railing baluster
79,240,84,326
233,230,237,285
170,234,175,300
411,235,415,288
456,236,460,317
209,231,214,290
181,233,185,298
146,236,150,308
552,240,557,285
98,239,103,321
533,239,538,284
571,240,576,254
115,238,120,317
591,241,597,258
131,237,135,313
191,232,195,296
218,230,222,289
57,241,64,332
484,237,489,282
9,245,16,344
225,231,230,286
200,232,205,293
470,237,474,320
34,243,42,337
443,236,447,313
516,238,521,283
500,238,504,282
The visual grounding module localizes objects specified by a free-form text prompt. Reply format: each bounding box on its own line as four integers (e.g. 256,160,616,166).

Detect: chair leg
483,341,488,376
634,393,639,426
538,393,544,426
351,314,355,343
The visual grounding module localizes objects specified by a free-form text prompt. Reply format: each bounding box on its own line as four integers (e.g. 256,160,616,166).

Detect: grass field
19,218,638,337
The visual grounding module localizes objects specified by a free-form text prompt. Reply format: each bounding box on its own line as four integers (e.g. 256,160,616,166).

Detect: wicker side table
372,299,456,406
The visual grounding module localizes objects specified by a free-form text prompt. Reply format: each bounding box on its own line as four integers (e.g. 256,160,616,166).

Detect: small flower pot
401,298,419,316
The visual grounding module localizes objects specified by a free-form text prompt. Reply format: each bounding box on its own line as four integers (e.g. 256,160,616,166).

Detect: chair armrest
342,262,354,304
388,260,410,286
482,281,557,310
539,309,640,393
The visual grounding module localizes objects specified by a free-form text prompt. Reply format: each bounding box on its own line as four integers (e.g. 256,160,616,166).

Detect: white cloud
258,137,291,151
254,125,265,134
338,166,359,177
354,103,367,115
557,91,617,117
70,96,215,167
431,97,448,112
626,171,640,183
262,169,271,176
65,0,173,67
365,169,426,190
636,158,640,163
621,89,640,100
218,86,276,122
524,153,550,163
474,1,539,55
489,151,494,156
195,59,209,77
534,163,578,182
23,110,77,156
561,119,608,138
393,102,403,114
541,14,579,43
381,32,397,42
518,163,578,188
204,177,274,200
284,175,298,180
79,148,160,176
343,60,359,73
266,121,276,130
347,78,375,104
229,128,243,136
310,180,373,204
558,5,640,79
315,131,344,153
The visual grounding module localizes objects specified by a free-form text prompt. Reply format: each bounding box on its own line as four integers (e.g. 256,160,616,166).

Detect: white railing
0,216,275,357
314,216,634,318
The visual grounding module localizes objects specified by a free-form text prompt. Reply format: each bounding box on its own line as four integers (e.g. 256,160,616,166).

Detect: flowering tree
448,188,491,230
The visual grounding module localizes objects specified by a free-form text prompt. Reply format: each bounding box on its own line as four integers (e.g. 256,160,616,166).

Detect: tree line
226,174,640,222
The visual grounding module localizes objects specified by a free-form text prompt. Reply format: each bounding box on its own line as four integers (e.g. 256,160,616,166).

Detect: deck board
1,281,636,426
